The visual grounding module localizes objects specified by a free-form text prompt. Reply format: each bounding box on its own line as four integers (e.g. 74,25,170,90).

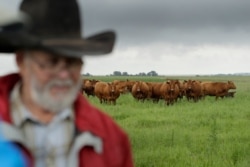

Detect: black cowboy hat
0,0,115,57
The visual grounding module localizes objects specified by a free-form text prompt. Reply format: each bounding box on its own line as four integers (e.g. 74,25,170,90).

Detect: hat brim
0,30,115,58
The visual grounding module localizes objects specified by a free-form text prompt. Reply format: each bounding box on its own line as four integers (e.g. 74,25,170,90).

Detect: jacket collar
0,73,21,123
73,94,107,139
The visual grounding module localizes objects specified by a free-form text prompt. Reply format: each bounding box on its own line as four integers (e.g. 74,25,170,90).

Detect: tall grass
86,75,250,167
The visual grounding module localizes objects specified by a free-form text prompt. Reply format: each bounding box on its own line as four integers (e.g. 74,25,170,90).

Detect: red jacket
0,73,134,167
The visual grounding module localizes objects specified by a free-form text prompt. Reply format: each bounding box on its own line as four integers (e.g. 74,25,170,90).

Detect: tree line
83,70,159,76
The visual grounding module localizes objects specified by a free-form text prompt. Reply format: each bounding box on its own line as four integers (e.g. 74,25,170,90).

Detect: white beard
30,75,81,113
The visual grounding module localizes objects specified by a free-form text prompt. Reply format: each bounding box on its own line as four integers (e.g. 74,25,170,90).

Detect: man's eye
49,58,59,65
67,59,80,65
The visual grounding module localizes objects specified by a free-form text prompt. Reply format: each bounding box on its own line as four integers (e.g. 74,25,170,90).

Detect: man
0,0,134,167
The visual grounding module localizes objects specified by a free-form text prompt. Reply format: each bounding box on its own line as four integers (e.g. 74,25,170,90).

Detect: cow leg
215,95,218,100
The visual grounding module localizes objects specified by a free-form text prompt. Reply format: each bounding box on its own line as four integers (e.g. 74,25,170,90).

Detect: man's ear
15,51,29,78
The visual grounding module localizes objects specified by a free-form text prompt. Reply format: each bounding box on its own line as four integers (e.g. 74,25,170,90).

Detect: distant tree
113,71,122,76
122,72,129,76
138,72,146,76
83,73,92,76
147,71,158,76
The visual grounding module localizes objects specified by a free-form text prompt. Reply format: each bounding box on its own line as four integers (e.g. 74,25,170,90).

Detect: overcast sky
0,0,250,76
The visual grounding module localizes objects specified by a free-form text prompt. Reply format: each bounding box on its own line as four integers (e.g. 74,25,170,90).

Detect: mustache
46,79,74,87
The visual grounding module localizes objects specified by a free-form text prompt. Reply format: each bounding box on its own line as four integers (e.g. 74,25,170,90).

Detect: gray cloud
83,0,250,29
80,0,250,47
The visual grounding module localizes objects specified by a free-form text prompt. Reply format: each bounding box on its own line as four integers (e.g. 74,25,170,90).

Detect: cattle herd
81,79,237,105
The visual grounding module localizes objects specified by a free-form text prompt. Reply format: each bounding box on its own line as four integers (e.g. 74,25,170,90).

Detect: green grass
84,75,250,167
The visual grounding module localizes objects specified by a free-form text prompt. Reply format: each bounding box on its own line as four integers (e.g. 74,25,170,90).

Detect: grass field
83,75,250,167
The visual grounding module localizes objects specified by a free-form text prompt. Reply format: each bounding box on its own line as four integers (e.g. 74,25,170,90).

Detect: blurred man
0,0,134,166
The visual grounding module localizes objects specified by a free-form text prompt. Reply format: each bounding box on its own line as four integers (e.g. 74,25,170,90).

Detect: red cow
94,82,120,105
185,80,203,102
112,80,129,94
165,80,180,105
159,81,171,105
131,81,150,102
201,81,236,100
150,82,163,103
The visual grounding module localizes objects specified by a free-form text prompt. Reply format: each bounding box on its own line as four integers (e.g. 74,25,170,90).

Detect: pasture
82,75,250,167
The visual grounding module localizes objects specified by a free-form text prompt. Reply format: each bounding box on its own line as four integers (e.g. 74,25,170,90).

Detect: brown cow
182,80,189,98
126,80,136,93
94,81,108,104
108,83,120,105
149,82,163,103
158,80,181,105
170,80,182,103
159,81,171,105
201,81,236,100
185,80,203,102
145,82,153,100
177,81,185,100
81,79,99,97
112,80,129,94
131,81,150,102
94,82,120,105
112,79,136,94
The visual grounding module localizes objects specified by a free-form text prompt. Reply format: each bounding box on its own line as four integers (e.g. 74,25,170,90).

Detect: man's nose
55,60,71,79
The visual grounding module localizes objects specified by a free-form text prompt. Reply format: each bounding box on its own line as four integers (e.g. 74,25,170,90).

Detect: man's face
17,50,83,113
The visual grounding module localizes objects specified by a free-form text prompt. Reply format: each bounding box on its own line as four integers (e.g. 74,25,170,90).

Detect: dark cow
201,81,236,100
225,91,236,98
81,79,99,97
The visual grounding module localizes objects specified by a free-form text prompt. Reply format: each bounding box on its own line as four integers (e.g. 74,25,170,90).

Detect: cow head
228,81,236,89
